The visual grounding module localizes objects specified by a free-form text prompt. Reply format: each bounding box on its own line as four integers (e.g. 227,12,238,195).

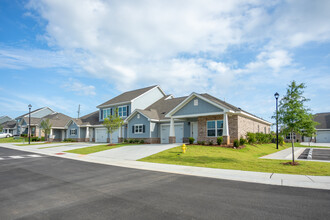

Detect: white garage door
161,124,183,144
316,131,330,143
95,128,119,143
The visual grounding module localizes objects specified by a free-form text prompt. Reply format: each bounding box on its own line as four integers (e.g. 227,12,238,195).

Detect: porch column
85,127,90,142
169,117,176,143
49,129,53,141
61,130,65,141
38,127,41,138
223,113,230,144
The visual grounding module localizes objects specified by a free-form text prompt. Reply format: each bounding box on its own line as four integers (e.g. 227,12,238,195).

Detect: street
0,146,329,220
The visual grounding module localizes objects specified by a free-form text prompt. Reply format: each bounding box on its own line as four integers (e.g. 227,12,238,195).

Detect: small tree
0,124,3,133
103,109,124,144
276,81,318,164
40,119,52,141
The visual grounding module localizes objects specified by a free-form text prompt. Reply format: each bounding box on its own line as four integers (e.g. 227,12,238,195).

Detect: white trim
97,101,130,108
172,112,224,118
133,124,144,134
165,95,174,100
206,120,224,137
165,93,229,117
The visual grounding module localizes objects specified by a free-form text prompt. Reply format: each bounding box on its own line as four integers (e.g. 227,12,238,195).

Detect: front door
190,122,198,143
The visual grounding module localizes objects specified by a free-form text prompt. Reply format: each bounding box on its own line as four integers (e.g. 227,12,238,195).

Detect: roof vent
238,107,241,110
161,112,166,114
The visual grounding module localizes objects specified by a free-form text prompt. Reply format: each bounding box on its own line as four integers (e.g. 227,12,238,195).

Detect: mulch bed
107,144,117,146
282,161,300,166
186,144,246,149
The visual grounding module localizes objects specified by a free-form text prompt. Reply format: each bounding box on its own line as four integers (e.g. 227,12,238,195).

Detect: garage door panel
316,131,330,143
161,124,183,144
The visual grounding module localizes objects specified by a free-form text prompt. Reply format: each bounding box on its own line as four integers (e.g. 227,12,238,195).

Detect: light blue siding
127,113,150,138
53,129,61,140
173,97,223,116
184,121,190,138
80,127,86,139
31,108,54,118
67,122,79,139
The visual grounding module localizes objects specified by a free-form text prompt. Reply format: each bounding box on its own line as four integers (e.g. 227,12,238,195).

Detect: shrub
233,139,239,148
188,137,195,144
139,139,145,144
197,141,203,145
123,139,128,143
41,137,45,141
239,137,247,146
278,136,285,146
208,140,213,145
246,132,256,144
201,141,206,145
64,138,76,142
217,137,223,145
21,134,27,137
129,139,134,143
134,139,139,143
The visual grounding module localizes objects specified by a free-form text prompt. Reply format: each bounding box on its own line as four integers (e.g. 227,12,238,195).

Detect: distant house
39,113,73,141
15,107,56,136
60,85,271,143
0,116,12,124
1,120,16,134
304,112,330,143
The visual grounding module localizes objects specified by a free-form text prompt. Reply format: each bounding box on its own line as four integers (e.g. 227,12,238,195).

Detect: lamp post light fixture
274,92,279,150
28,104,32,145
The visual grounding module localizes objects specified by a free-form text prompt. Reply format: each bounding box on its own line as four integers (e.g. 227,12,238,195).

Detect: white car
0,132,13,138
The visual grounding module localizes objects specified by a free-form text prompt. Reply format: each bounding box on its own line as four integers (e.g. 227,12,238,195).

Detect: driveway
90,143,180,160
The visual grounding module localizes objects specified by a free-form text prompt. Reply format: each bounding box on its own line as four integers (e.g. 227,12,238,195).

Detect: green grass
0,137,28,143
65,143,133,154
139,143,330,176
15,142,58,146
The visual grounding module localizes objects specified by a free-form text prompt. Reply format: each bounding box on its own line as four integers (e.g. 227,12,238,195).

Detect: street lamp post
274,92,279,150
28,104,32,145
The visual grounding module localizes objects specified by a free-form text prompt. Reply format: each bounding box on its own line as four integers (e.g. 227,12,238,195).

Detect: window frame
102,108,111,119
70,129,77,135
206,120,224,137
134,124,143,134
118,106,127,118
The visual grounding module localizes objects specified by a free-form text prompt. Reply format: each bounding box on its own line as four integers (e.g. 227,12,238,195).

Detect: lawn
39,144,75,149
139,143,330,176
0,137,28,143
65,143,134,154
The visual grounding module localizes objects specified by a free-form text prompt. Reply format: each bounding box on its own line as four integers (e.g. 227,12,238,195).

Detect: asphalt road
0,147,329,220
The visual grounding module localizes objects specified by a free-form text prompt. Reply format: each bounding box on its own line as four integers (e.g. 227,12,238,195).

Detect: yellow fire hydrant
182,144,187,154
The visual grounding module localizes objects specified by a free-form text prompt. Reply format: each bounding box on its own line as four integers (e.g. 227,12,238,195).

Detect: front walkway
1,143,330,190
261,147,306,160
90,143,180,160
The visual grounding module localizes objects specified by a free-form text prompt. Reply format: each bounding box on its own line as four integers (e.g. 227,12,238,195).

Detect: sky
0,0,330,125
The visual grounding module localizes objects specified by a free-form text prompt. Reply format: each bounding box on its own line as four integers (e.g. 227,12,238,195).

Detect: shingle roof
42,113,72,128
69,111,102,126
1,120,16,129
22,117,42,125
314,112,330,129
137,95,188,120
97,85,159,107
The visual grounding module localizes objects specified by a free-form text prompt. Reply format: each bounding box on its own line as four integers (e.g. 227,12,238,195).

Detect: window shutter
110,108,112,116
100,109,103,120
143,125,145,133
132,126,135,134
127,105,130,116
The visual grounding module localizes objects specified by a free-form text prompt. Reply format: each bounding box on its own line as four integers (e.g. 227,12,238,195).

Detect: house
0,116,12,124
125,92,271,144
63,85,270,143
39,113,73,141
15,107,56,136
64,85,166,142
1,120,17,134
303,112,330,143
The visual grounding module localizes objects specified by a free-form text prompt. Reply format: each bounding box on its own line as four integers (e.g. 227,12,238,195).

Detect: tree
276,81,318,164
0,124,3,133
40,119,52,141
102,109,124,144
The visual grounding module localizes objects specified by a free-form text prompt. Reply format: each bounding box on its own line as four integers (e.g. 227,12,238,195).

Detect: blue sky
1,0,330,126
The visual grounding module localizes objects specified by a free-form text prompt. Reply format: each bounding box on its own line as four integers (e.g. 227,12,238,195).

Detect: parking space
298,148,330,162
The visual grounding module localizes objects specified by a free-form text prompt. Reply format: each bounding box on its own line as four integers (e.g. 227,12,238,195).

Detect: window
286,133,296,140
118,106,127,117
194,99,198,106
103,108,111,119
207,120,223,137
70,129,77,135
133,124,144,134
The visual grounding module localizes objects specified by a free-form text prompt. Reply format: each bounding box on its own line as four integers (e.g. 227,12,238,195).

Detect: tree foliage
276,81,318,163
102,109,124,144
40,119,52,141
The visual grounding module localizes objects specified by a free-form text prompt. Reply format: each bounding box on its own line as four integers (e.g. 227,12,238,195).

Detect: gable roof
66,111,102,127
21,117,42,126
1,120,16,129
41,113,73,128
125,95,187,121
313,112,330,129
15,107,55,119
97,85,163,108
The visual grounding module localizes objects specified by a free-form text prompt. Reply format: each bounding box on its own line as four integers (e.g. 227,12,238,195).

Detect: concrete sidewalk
1,143,330,190
261,147,306,160
300,142,330,147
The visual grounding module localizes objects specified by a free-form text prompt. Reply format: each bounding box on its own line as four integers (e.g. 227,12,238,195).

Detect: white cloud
62,78,96,96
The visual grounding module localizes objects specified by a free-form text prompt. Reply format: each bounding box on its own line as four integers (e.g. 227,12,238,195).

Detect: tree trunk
45,132,47,141
110,132,112,144
291,131,295,164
